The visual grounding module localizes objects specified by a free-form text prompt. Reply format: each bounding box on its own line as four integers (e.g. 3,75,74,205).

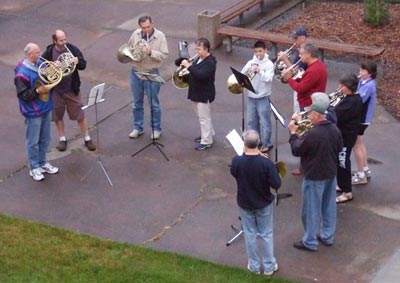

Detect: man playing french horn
42,30,96,152
127,15,168,140
241,40,274,154
14,43,60,181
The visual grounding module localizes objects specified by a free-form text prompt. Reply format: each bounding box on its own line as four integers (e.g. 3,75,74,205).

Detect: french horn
56,45,76,77
172,54,199,89
36,57,63,102
117,39,147,64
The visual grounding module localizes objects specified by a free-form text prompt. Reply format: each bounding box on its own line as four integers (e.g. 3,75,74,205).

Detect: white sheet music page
226,129,244,156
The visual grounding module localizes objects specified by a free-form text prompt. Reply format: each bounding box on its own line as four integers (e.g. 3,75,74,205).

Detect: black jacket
334,93,363,136
289,120,343,180
42,43,86,95
187,54,217,103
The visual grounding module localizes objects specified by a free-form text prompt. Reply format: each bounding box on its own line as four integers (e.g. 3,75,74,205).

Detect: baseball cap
311,92,330,114
289,27,308,38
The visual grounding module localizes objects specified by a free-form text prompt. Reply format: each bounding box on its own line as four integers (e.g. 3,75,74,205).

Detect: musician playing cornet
14,43,59,181
288,92,342,251
283,43,327,176
42,30,96,152
127,15,168,140
277,27,308,113
241,41,274,154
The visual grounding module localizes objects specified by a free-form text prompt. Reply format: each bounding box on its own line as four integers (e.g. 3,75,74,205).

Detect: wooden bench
217,25,385,61
220,0,264,25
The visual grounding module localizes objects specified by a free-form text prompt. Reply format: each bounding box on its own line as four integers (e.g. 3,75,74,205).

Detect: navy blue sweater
231,154,281,210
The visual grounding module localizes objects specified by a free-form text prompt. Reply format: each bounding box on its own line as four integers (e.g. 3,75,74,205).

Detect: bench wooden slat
217,26,385,58
220,0,262,24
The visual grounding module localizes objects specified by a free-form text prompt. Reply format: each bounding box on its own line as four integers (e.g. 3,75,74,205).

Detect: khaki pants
193,101,215,145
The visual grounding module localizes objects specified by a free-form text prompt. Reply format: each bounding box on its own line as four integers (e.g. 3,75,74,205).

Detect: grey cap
311,92,330,114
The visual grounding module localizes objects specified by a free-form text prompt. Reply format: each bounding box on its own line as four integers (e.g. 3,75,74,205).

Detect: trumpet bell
117,43,135,64
227,74,243,94
172,71,189,89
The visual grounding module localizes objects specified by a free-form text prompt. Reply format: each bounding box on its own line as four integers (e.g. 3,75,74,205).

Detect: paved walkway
0,1,399,282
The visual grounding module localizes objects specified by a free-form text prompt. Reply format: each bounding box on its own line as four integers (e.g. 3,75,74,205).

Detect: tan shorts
52,91,85,121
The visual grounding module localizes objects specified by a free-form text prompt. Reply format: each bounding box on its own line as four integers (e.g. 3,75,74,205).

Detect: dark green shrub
363,0,389,26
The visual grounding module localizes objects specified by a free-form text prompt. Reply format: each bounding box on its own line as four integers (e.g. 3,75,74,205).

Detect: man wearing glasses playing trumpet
42,29,96,152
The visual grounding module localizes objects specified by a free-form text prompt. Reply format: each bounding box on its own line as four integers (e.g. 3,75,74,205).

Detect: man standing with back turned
230,130,281,275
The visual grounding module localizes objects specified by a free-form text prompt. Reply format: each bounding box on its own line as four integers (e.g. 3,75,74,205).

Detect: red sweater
288,59,327,108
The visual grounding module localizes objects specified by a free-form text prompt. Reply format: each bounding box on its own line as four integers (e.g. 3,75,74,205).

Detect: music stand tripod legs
81,84,113,187
131,72,169,161
226,217,243,246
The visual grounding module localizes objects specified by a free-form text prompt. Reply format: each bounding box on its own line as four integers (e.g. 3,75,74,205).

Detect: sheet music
270,101,286,127
82,83,106,110
135,72,165,84
226,129,244,156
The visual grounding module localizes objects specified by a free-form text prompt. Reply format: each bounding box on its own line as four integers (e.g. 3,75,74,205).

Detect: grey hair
24,43,37,55
302,43,319,58
243,130,260,149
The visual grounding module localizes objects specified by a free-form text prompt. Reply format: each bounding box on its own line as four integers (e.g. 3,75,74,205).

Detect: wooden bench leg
225,36,233,53
260,0,265,13
239,13,244,25
319,49,325,62
271,43,277,62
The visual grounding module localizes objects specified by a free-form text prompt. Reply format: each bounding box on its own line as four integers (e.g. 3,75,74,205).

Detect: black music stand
270,100,292,205
230,67,257,132
131,72,169,161
81,83,113,187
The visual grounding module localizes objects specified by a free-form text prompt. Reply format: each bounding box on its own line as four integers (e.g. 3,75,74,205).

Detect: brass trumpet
280,59,305,83
274,43,296,82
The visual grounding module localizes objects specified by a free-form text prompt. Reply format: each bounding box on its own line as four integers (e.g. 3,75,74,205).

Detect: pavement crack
141,184,208,244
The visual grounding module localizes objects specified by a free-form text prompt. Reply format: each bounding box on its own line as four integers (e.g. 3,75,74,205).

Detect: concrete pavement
1,1,399,282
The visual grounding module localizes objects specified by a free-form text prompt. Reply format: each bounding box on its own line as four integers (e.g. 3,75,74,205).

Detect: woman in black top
335,74,363,203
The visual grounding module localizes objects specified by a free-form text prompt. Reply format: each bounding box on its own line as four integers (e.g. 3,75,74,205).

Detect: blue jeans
301,177,337,250
247,96,272,148
240,205,276,273
25,111,51,170
130,69,162,132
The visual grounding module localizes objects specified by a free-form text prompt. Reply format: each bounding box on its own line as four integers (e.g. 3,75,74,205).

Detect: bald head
243,130,260,149
52,29,68,50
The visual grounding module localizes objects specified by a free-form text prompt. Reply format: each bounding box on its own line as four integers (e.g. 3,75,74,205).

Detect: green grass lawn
0,213,296,283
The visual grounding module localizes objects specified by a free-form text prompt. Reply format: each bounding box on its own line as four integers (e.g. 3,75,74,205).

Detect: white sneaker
365,169,372,179
129,129,144,139
29,168,44,181
264,263,279,276
39,163,59,174
150,130,162,140
352,173,368,185
247,263,260,274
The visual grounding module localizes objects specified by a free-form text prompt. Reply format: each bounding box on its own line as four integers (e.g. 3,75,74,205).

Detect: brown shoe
85,140,96,151
56,140,67,152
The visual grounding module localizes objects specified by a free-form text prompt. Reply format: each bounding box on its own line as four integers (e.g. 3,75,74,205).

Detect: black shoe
317,235,333,247
293,240,317,252
194,136,201,143
56,140,67,152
